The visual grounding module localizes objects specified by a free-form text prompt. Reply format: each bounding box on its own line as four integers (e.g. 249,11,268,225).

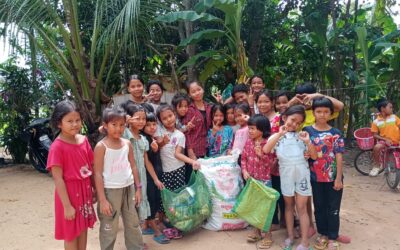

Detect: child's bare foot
337,234,351,244
307,226,316,237
270,224,280,231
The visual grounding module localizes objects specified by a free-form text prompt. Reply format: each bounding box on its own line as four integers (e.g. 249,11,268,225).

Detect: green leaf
199,58,226,83
178,29,225,47
177,50,222,71
355,26,369,69
156,10,220,23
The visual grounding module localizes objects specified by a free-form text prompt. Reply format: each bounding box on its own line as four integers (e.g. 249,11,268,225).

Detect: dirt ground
1,152,400,250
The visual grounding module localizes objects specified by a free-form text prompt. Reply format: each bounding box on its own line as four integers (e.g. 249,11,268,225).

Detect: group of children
47,75,349,250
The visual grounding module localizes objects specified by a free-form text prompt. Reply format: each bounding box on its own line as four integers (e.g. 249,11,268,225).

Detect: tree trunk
246,0,266,69
183,0,197,83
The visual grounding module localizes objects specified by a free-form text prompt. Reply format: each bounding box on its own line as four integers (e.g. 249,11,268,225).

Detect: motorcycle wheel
29,150,48,173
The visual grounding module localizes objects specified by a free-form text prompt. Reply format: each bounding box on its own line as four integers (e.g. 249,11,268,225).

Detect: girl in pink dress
47,100,96,249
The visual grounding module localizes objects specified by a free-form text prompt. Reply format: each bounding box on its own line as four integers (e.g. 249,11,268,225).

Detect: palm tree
0,0,163,140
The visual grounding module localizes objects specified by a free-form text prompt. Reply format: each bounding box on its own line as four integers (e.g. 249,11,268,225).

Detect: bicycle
354,127,400,190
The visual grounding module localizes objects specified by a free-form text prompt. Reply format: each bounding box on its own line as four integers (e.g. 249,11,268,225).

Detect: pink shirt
232,126,249,153
241,138,274,182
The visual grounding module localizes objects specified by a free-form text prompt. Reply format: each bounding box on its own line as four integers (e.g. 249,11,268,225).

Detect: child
231,84,249,104
122,103,164,222
275,90,291,114
241,114,275,249
256,90,280,133
231,103,251,155
127,74,146,104
146,79,165,111
47,100,97,250
142,112,170,244
369,98,400,176
183,81,212,161
171,93,195,133
93,107,143,250
207,104,234,157
303,97,345,250
156,104,201,238
248,74,266,114
224,103,240,133
263,105,317,250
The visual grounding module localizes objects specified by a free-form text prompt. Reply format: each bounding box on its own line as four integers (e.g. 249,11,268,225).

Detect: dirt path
1,159,399,250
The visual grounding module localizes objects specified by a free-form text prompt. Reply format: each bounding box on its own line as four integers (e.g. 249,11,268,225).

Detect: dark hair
121,101,146,117
247,114,271,138
275,90,291,101
146,79,165,93
376,98,390,112
281,105,306,125
171,93,191,110
185,81,202,93
234,103,251,115
231,84,249,98
295,83,317,94
141,102,154,113
211,104,225,126
312,97,334,113
255,89,274,103
127,74,145,87
156,104,175,122
50,100,81,129
249,75,264,85
145,112,157,123
102,107,126,124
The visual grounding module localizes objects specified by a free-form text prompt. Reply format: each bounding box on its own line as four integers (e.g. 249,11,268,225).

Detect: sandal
314,236,328,250
247,231,262,242
171,228,183,239
327,240,339,250
259,236,273,249
153,234,170,244
142,228,155,235
281,238,294,250
295,244,313,250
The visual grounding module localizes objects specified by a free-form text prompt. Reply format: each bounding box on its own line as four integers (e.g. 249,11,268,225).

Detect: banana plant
156,0,253,84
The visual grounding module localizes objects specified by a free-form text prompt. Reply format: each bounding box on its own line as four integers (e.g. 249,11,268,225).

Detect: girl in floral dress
206,104,233,157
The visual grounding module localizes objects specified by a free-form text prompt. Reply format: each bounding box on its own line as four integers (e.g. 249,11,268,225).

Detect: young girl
146,79,165,111
224,103,240,133
142,112,170,244
303,97,345,250
156,104,201,238
256,90,280,134
122,102,164,222
263,105,317,250
47,100,97,250
241,114,275,249
248,75,266,114
93,107,143,250
127,74,146,104
171,93,195,134
230,103,251,155
183,81,212,160
207,104,234,157
275,90,291,114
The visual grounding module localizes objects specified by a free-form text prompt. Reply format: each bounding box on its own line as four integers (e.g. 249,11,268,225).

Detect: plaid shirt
241,138,275,182
183,101,212,157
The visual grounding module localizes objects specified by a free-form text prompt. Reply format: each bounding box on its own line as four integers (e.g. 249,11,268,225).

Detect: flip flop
153,234,170,244
171,228,183,239
142,228,155,235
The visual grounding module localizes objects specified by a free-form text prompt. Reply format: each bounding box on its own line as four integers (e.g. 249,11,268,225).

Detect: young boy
369,98,400,176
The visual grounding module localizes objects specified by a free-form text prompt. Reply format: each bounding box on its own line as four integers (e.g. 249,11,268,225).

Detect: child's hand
186,117,195,131
150,138,159,152
154,179,165,190
162,134,170,144
143,90,154,101
212,91,223,104
92,188,97,204
100,199,113,217
385,138,392,146
304,152,311,160
98,125,106,134
64,205,76,220
298,131,310,143
242,114,250,121
134,189,142,207
248,88,254,107
242,170,250,180
333,179,343,191
192,161,201,170
279,125,288,135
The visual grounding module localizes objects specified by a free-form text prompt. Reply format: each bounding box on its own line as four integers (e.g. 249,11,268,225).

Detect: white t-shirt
160,129,186,172
273,132,308,166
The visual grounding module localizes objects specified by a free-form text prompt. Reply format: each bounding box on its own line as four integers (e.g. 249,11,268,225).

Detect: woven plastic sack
161,172,212,232
199,154,248,231
232,177,280,231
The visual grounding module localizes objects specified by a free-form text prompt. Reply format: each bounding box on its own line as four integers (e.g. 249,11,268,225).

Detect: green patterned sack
161,172,212,232
232,178,280,231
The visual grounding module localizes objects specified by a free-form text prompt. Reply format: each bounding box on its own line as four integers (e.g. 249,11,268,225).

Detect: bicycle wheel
354,150,379,176
385,152,400,190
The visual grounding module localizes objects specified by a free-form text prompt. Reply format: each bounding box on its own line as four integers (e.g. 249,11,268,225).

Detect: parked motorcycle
22,118,53,173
